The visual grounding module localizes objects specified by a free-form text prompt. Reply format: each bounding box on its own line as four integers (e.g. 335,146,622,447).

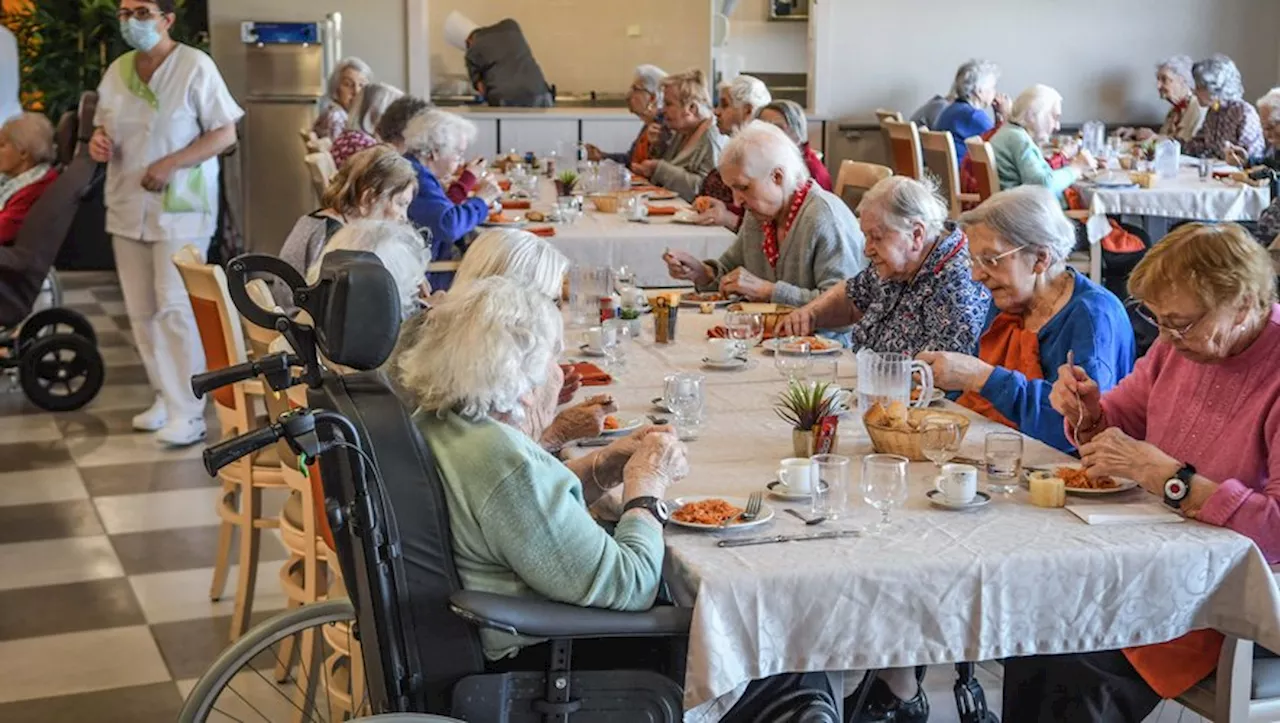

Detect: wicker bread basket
589,193,623,213
863,408,971,462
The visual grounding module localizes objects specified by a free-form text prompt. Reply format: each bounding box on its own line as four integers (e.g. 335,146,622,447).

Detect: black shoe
851,686,929,723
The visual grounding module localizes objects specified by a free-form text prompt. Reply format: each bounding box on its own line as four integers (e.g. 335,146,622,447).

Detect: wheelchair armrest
449,590,691,640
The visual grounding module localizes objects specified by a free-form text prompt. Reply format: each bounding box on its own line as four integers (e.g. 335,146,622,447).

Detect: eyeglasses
117,7,169,21
1126,298,1207,341
970,244,1027,269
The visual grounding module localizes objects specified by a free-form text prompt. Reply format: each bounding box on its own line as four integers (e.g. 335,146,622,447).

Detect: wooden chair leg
274,596,302,683
229,485,261,641
208,517,234,602
291,625,322,723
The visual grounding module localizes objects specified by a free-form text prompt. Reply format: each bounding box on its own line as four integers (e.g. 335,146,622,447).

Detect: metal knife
717,529,859,548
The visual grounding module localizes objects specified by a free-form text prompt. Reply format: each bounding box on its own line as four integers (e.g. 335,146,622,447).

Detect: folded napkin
1066,503,1184,526
500,199,531,209
498,179,512,191
568,362,612,386
706,326,728,339
527,226,556,238
646,205,677,216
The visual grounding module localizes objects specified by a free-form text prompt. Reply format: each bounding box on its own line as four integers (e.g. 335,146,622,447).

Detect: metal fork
1066,350,1084,431
722,492,763,528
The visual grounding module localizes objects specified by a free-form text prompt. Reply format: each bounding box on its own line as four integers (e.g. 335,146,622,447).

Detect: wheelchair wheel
18,308,97,353
179,599,394,723
19,333,105,412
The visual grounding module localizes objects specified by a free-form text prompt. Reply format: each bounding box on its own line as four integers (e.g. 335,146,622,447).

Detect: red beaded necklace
762,179,813,269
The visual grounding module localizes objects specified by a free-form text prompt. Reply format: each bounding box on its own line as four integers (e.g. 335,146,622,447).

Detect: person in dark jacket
445,11,552,108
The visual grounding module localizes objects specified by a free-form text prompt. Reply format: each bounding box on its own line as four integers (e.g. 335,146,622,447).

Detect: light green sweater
415,409,665,659
989,123,1078,199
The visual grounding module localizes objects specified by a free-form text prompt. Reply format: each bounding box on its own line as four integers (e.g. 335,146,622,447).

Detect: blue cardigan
406,155,489,290
979,272,1136,453
935,100,995,160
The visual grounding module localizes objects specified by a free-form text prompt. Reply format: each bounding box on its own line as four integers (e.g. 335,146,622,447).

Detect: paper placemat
1066,503,1184,526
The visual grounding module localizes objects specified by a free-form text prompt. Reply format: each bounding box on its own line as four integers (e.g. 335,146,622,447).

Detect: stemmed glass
921,419,963,468
663,373,705,440
725,312,763,347
773,337,812,381
861,454,909,534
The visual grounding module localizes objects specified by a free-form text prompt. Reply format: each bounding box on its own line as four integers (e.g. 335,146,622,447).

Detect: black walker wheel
19,333,105,412
18,308,98,353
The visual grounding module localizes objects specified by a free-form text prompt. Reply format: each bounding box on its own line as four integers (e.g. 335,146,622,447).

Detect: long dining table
564,306,1280,722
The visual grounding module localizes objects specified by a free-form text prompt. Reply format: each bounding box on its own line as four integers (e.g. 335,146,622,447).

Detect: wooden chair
173,247,288,641
874,109,903,124
321,541,368,720
964,138,1001,204
834,160,893,214
882,119,925,181
304,152,338,205
919,129,980,220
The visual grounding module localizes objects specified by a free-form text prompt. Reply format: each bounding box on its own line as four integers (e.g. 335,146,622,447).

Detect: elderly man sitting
663,121,865,310
0,113,58,246
585,64,671,166
776,176,988,355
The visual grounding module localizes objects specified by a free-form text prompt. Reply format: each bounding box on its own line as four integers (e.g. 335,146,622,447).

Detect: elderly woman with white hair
692,74,772,228
758,100,832,191
918,186,1134,453
0,112,58,246
585,65,672,166
633,69,725,202
330,82,403,167
777,176,988,355
1128,56,1204,143
935,59,1008,160
664,121,865,310
314,57,372,139
403,108,502,290
308,219,430,321
988,84,1094,200
1238,89,1280,242
1184,54,1263,159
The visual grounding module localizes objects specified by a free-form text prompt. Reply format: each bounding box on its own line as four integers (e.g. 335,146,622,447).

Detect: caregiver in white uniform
89,0,243,446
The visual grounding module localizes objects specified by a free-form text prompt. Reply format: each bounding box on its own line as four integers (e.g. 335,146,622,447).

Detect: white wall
722,0,808,75
815,0,1280,123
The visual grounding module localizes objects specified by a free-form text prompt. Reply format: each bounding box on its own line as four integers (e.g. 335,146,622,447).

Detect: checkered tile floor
0,272,1203,723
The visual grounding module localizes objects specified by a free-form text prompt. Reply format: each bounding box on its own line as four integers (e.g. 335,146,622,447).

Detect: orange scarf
630,128,652,167
957,312,1043,427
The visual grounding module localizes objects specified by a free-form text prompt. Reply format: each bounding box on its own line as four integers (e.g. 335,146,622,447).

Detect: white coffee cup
777,457,815,493
582,326,616,350
707,338,744,363
935,463,978,504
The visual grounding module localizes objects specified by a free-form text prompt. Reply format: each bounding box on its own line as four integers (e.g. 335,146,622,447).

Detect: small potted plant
775,380,848,457
555,170,580,198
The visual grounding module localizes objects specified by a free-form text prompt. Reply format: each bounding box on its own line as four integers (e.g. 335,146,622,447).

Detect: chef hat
444,11,480,51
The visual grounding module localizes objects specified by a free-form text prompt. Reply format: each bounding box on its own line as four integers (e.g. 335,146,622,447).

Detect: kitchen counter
444,105,639,120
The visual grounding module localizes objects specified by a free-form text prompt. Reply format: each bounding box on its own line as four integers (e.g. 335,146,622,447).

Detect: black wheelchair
178,252,845,723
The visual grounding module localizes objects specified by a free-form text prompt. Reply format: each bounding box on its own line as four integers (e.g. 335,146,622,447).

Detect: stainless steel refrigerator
236,16,342,255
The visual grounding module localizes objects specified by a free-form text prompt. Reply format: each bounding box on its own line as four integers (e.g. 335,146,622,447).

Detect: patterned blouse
330,130,378,168
698,168,743,222
845,225,990,356
312,105,348,140
1183,99,1264,159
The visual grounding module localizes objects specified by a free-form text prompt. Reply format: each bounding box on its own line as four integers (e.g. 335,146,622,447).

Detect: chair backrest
833,160,893,214
305,152,338,203
173,247,249,413
882,119,925,180
875,109,904,124
965,138,1001,203
920,129,962,219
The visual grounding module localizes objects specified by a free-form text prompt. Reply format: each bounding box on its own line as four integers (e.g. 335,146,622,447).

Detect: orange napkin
528,226,556,238
498,179,512,191
646,205,677,216
569,362,612,386
706,326,729,339
500,199,531,209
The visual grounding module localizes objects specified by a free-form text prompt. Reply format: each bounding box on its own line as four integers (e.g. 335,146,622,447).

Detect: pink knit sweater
1099,304,1280,562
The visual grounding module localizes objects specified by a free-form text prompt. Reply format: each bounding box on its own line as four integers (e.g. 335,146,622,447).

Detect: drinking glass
810,357,839,384
602,318,628,370
614,265,635,288
984,431,1024,494
920,419,963,468
774,338,812,381
861,454,909,534
663,373,705,440
811,454,851,520
568,266,612,327
725,312,764,347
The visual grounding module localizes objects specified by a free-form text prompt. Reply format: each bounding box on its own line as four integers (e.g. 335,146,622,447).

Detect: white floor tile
69,431,205,468
176,669,311,721
0,415,63,444
82,384,156,413
130,564,289,624
60,289,96,305
0,536,123,591
93,487,223,534
0,467,88,507
175,678,196,701
0,625,170,704
99,301,127,316
84,315,120,334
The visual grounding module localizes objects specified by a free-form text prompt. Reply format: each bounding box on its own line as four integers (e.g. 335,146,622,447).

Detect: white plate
702,357,748,370
669,495,775,531
1026,464,1141,495
765,480,826,501
643,190,681,201
927,489,992,510
671,209,702,225
680,295,733,307
761,338,843,355
598,417,643,437
481,218,527,228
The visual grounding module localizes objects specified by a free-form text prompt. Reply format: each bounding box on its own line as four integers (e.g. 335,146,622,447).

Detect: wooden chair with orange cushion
173,246,288,641
833,160,893,214
881,119,925,181
920,129,980,219
964,138,1001,203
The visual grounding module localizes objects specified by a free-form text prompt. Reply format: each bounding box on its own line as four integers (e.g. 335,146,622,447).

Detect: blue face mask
121,17,163,52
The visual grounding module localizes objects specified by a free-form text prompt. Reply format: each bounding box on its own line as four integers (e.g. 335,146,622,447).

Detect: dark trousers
1001,650,1162,723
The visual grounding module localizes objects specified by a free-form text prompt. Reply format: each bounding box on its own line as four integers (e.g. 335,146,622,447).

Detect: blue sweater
406,155,489,290
979,272,1136,453
935,100,995,160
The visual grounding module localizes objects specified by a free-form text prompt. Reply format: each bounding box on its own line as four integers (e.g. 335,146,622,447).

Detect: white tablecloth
1076,167,1271,244
520,179,736,287
568,310,1280,723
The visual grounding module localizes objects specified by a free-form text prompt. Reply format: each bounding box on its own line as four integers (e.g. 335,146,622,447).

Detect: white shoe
157,417,207,448
132,396,168,432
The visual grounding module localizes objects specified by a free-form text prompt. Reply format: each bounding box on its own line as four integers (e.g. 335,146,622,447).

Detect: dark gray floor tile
57,271,121,290
0,441,72,474
0,682,183,723
64,302,105,316
111,314,131,331
79,458,217,497
104,364,149,386
0,499,104,543
111,524,288,576
0,578,143,642
90,288,124,302
150,610,281,680
54,408,137,438
95,330,132,347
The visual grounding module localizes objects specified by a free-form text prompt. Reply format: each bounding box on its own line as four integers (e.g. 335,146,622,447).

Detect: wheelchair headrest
224,251,402,375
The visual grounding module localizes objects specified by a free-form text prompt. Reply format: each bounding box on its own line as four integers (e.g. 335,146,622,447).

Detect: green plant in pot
775,380,848,457
555,170,579,198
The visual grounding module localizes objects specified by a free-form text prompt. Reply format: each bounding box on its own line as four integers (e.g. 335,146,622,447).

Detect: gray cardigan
701,187,866,308
651,122,725,202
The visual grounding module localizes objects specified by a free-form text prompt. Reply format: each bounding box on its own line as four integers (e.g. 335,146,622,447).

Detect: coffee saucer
926,489,992,510
766,480,828,501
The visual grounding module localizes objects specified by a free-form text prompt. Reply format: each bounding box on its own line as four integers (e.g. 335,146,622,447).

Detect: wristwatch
623,496,671,527
1163,463,1197,510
